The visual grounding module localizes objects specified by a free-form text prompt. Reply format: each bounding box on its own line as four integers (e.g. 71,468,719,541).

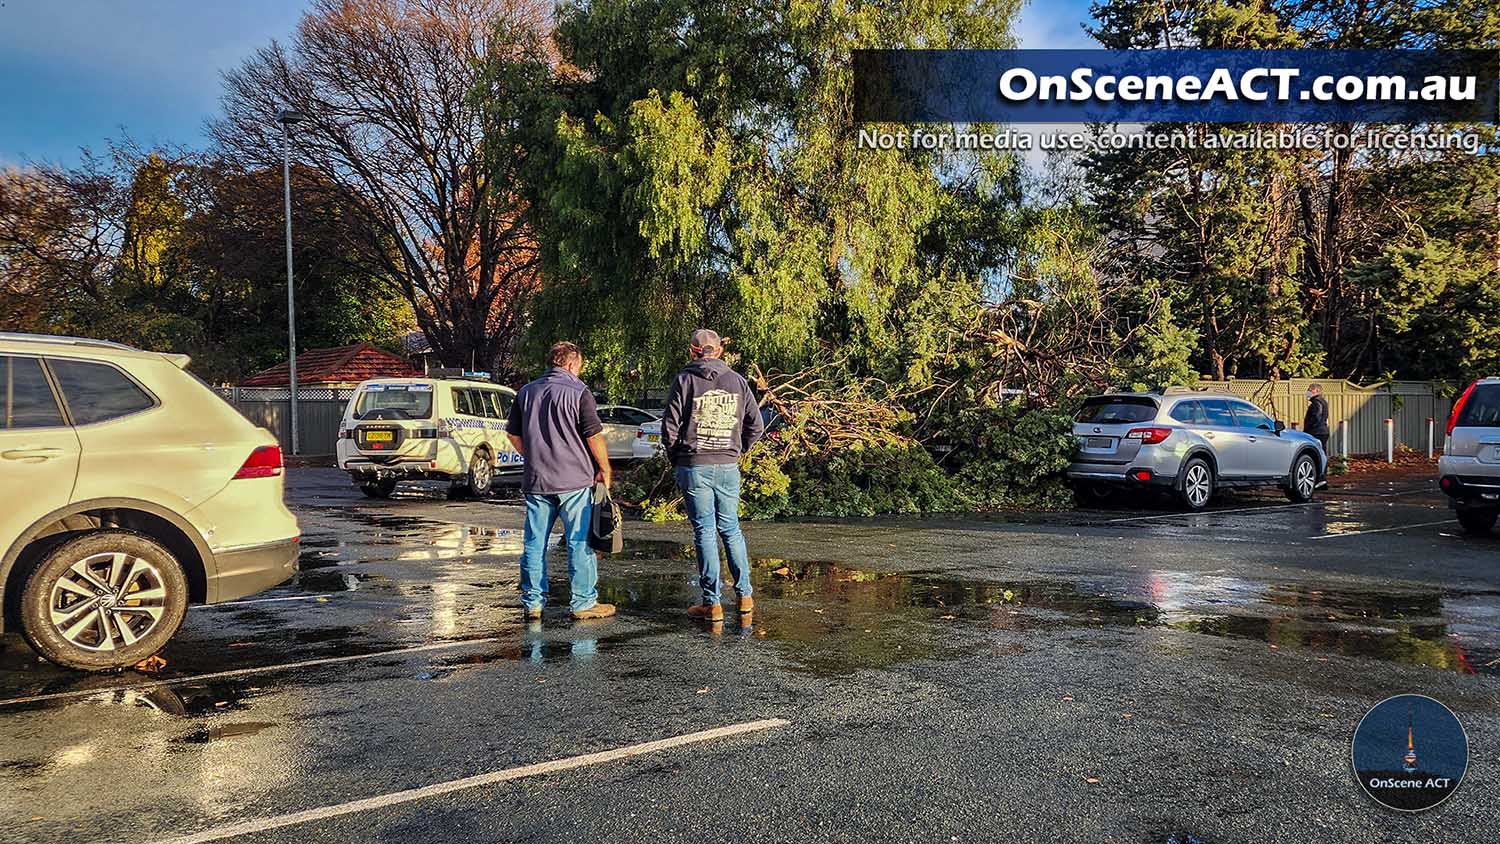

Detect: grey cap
689,328,722,355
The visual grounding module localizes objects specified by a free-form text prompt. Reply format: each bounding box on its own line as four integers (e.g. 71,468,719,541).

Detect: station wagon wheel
1178,458,1213,512
19,531,189,672
1285,453,1318,503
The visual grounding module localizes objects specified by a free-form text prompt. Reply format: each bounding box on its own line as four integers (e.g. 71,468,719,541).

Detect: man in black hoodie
661,328,765,621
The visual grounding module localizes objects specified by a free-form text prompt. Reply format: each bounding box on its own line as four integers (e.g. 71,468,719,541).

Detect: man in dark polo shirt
505,342,616,620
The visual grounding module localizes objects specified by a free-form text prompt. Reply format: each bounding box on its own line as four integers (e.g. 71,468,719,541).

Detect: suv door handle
2,447,62,461
1246,436,1258,443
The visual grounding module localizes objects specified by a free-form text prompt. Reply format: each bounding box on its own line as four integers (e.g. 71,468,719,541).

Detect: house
239,343,420,388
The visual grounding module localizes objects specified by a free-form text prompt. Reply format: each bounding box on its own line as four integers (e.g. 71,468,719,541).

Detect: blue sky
0,0,1098,165
0,0,307,165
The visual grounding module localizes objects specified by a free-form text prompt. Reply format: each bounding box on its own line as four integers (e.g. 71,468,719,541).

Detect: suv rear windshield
354,384,433,420
1074,397,1158,424
1458,384,1500,427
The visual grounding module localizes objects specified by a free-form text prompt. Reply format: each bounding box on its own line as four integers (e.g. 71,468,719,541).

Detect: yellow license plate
364,430,394,442
646,434,660,443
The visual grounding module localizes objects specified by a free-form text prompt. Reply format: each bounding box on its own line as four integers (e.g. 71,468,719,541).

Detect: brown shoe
687,603,724,621
572,603,617,620
524,606,543,620
737,595,754,614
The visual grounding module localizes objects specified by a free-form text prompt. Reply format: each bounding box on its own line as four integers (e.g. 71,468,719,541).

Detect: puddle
595,551,1498,677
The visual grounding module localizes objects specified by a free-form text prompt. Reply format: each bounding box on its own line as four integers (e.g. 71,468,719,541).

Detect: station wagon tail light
1447,381,1478,436
234,445,283,479
1126,427,1172,445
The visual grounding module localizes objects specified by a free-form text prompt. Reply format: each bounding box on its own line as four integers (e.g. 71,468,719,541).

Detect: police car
335,371,523,498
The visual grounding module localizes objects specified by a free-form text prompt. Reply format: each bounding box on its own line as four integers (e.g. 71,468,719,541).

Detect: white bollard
1340,419,1348,458
1426,416,1434,459
1385,418,1394,463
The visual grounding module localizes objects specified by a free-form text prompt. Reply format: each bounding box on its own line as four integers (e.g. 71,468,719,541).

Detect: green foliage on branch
942,402,1077,510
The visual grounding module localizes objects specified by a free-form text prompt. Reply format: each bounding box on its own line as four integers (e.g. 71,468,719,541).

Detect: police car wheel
1457,507,1497,536
360,479,397,498
462,451,493,497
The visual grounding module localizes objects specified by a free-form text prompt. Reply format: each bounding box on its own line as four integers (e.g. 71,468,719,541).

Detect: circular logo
1352,694,1468,812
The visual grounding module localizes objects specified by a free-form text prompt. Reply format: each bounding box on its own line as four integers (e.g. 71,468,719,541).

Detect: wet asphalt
1,469,1496,843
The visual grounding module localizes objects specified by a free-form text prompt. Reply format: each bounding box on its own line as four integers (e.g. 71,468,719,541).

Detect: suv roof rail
1152,385,1210,395
0,332,140,352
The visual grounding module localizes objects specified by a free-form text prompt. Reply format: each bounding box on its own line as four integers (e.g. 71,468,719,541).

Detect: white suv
1439,377,1500,535
336,375,523,498
0,333,300,670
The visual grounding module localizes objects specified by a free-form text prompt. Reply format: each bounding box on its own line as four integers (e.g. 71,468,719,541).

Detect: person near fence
505,342,617,621
661,328,765,621
1304,383,1331,453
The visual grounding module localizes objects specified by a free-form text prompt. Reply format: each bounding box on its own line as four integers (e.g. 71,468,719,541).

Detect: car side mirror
1274,420,1286,434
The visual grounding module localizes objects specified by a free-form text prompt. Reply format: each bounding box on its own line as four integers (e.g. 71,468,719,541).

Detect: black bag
588,481,623,554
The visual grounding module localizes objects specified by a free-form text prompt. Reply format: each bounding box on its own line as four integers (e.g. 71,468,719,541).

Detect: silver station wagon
1067,388,1328,511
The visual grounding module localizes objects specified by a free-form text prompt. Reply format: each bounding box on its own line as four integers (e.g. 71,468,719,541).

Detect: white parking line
1306,519,1456,541
193,595,334,609
1106,502,1320,523
0,638,497,708
149,718,792,844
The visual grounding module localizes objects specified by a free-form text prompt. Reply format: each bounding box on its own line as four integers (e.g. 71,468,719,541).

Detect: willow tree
484,0,1023,394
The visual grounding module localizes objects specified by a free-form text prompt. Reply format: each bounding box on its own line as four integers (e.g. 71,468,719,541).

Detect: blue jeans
675,464,752,605
519,488,599,613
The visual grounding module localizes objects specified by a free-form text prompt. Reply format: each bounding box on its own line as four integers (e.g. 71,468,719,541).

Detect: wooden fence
1196,378,1453,457
218,387,351,457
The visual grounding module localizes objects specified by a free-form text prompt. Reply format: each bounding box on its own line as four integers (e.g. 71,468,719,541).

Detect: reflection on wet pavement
3,502,1496,720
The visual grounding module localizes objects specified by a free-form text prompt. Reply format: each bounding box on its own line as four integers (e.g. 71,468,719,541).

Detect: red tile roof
239,343,420,387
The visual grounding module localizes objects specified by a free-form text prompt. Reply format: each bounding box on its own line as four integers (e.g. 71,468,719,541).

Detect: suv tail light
338,420,352,439
1126,427,1172,445
234,445,284,479
1447,381,1478,436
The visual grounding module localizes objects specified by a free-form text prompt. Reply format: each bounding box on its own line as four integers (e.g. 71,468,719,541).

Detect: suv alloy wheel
19,531,190,671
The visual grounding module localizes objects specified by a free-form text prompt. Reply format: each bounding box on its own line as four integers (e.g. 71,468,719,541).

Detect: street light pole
277,109,306,455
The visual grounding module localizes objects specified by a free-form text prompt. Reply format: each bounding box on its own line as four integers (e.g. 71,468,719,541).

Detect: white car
0,332,299,671
1439,377,1500,535
336,374,523,498
633,418,665,459
597,404,660,459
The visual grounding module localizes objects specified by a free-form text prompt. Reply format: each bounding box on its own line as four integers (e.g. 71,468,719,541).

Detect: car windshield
1458,384,1500,427
353,384,433,420
1074,397,1157,424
